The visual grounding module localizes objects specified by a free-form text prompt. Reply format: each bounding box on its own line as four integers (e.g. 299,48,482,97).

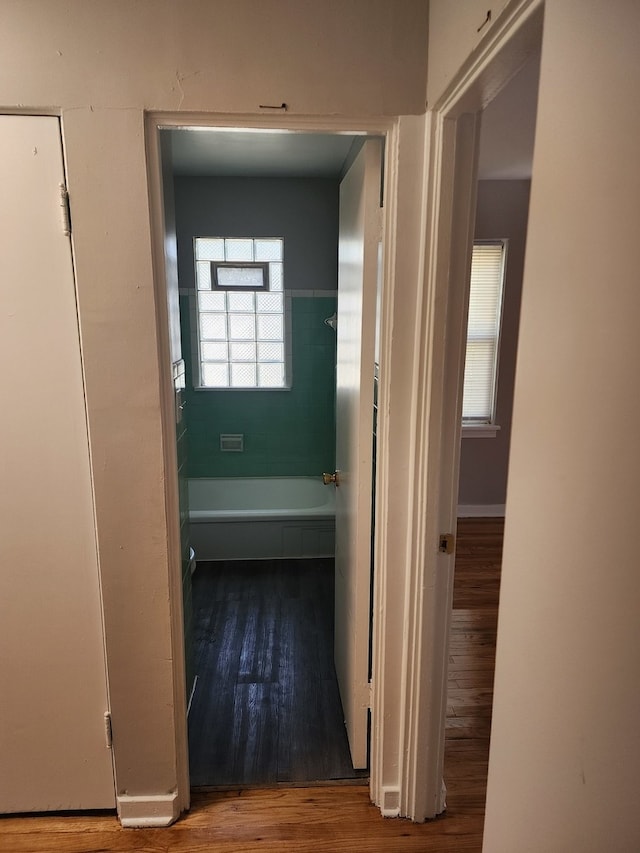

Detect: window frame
461,239,507,438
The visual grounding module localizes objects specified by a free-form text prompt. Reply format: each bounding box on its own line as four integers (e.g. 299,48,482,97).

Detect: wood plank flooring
0,518,502,852
188,558,364,786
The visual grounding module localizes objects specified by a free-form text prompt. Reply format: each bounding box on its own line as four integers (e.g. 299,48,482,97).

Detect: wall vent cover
220,433,244,452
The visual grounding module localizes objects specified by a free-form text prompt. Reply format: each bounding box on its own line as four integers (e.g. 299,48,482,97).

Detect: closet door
0,116,115,811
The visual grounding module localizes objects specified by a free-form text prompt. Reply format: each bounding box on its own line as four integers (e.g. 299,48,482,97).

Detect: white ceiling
477,53,540,180
169,128,362,178
167,54,540,181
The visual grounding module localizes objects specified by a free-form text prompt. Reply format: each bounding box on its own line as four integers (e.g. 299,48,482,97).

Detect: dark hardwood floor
0,518,502,852
188,558,365,787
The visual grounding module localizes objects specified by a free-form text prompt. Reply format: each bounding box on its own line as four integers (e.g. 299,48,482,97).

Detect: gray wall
457,179,530,507
175,176,339,292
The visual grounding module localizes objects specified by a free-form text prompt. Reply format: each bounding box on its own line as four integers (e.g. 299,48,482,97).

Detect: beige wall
427,0,511,106
477,2,639,850
0,1,429,808
458,179,530,507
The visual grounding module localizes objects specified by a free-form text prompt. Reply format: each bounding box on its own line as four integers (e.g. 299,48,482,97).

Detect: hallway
0,518,501,851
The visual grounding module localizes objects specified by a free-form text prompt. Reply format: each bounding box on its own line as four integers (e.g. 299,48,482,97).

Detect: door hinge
104,711,113,749
59,183,72,236
439,533,455,554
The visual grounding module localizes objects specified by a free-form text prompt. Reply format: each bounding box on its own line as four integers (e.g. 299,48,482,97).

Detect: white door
334,139,382,768
0,116,115,811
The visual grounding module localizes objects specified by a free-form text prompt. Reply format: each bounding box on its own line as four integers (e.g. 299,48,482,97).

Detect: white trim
457,504,506,518
462,423,501,438
144,116,191,821
117,792,180,828
145,110,399,821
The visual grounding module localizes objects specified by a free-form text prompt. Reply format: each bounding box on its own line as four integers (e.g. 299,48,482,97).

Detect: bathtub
188,476,336,561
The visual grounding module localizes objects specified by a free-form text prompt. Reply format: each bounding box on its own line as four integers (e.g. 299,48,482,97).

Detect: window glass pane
201,342,228,361
226,291,255,312
269,262,283,292
200,313,227,341
257,313,283,341
462,340,497,419
196,261,212,290
257,342,284,362
256,292,283,314
198,291,225,312
462,242,505,422
225,239,254,262
230,342,256,362
196,238,225,261
230,363,257,387
228,313,255,340
254,239,283,261
217,266,265,288
202,363,229,387
258,363,285,388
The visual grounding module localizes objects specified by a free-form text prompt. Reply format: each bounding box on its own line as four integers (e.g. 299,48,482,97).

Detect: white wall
429,1,640,848
427,1,640,849
0,0,429,814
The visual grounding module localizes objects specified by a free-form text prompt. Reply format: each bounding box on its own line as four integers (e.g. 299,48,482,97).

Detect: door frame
145,111,418,816
402,0,544,820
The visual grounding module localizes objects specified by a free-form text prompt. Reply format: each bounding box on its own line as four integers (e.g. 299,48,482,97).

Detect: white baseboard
117,792,179,827
457,504,505,518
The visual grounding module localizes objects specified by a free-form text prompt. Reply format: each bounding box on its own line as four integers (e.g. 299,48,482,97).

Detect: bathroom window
462,240,507,428
193,237,289,389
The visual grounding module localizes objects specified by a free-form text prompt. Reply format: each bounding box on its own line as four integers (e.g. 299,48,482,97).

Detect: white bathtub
188,476,336,561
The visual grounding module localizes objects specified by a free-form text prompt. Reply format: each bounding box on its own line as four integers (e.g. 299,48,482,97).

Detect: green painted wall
175,176,339,479
180,295,336,478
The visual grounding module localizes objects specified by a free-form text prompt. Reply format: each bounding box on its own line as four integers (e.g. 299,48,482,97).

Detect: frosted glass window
196,261,212,290
257,342,284,362
230,342,256,362
269,263,283,292
227,291,255,313
225,239,254,261
198,291,225,312
193,237,286,388
202,363,229,387
256,292,283,314
254,239,283,261
200,313,227,341
230,363,257,387
195,239,225,261
216,266,266,288
229,314,255,340
258,363,285,387
201,342,228,361
462,241,506,423
257,313,283,341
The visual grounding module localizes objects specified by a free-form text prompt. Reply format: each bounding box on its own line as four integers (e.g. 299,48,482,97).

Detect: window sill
462,423,501,438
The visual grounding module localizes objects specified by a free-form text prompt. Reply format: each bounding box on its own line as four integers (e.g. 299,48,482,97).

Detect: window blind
462,242,506,422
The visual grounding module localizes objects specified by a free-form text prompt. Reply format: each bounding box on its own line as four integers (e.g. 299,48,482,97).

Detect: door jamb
400,0,544,820
144,112,402,816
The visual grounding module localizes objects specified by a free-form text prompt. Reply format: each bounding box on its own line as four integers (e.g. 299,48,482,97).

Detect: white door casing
0,115,115,812
334,138,382,769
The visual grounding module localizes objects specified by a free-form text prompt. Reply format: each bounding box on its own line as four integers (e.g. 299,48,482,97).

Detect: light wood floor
0,518,502,853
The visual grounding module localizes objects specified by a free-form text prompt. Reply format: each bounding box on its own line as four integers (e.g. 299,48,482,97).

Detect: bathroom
161,127,379,787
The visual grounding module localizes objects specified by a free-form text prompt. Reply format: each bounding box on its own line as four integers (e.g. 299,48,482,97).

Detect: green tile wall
180,296,337,478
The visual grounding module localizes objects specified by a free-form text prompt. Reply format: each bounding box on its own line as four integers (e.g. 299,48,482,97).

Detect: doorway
403,5,544,820
154,125,384,788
